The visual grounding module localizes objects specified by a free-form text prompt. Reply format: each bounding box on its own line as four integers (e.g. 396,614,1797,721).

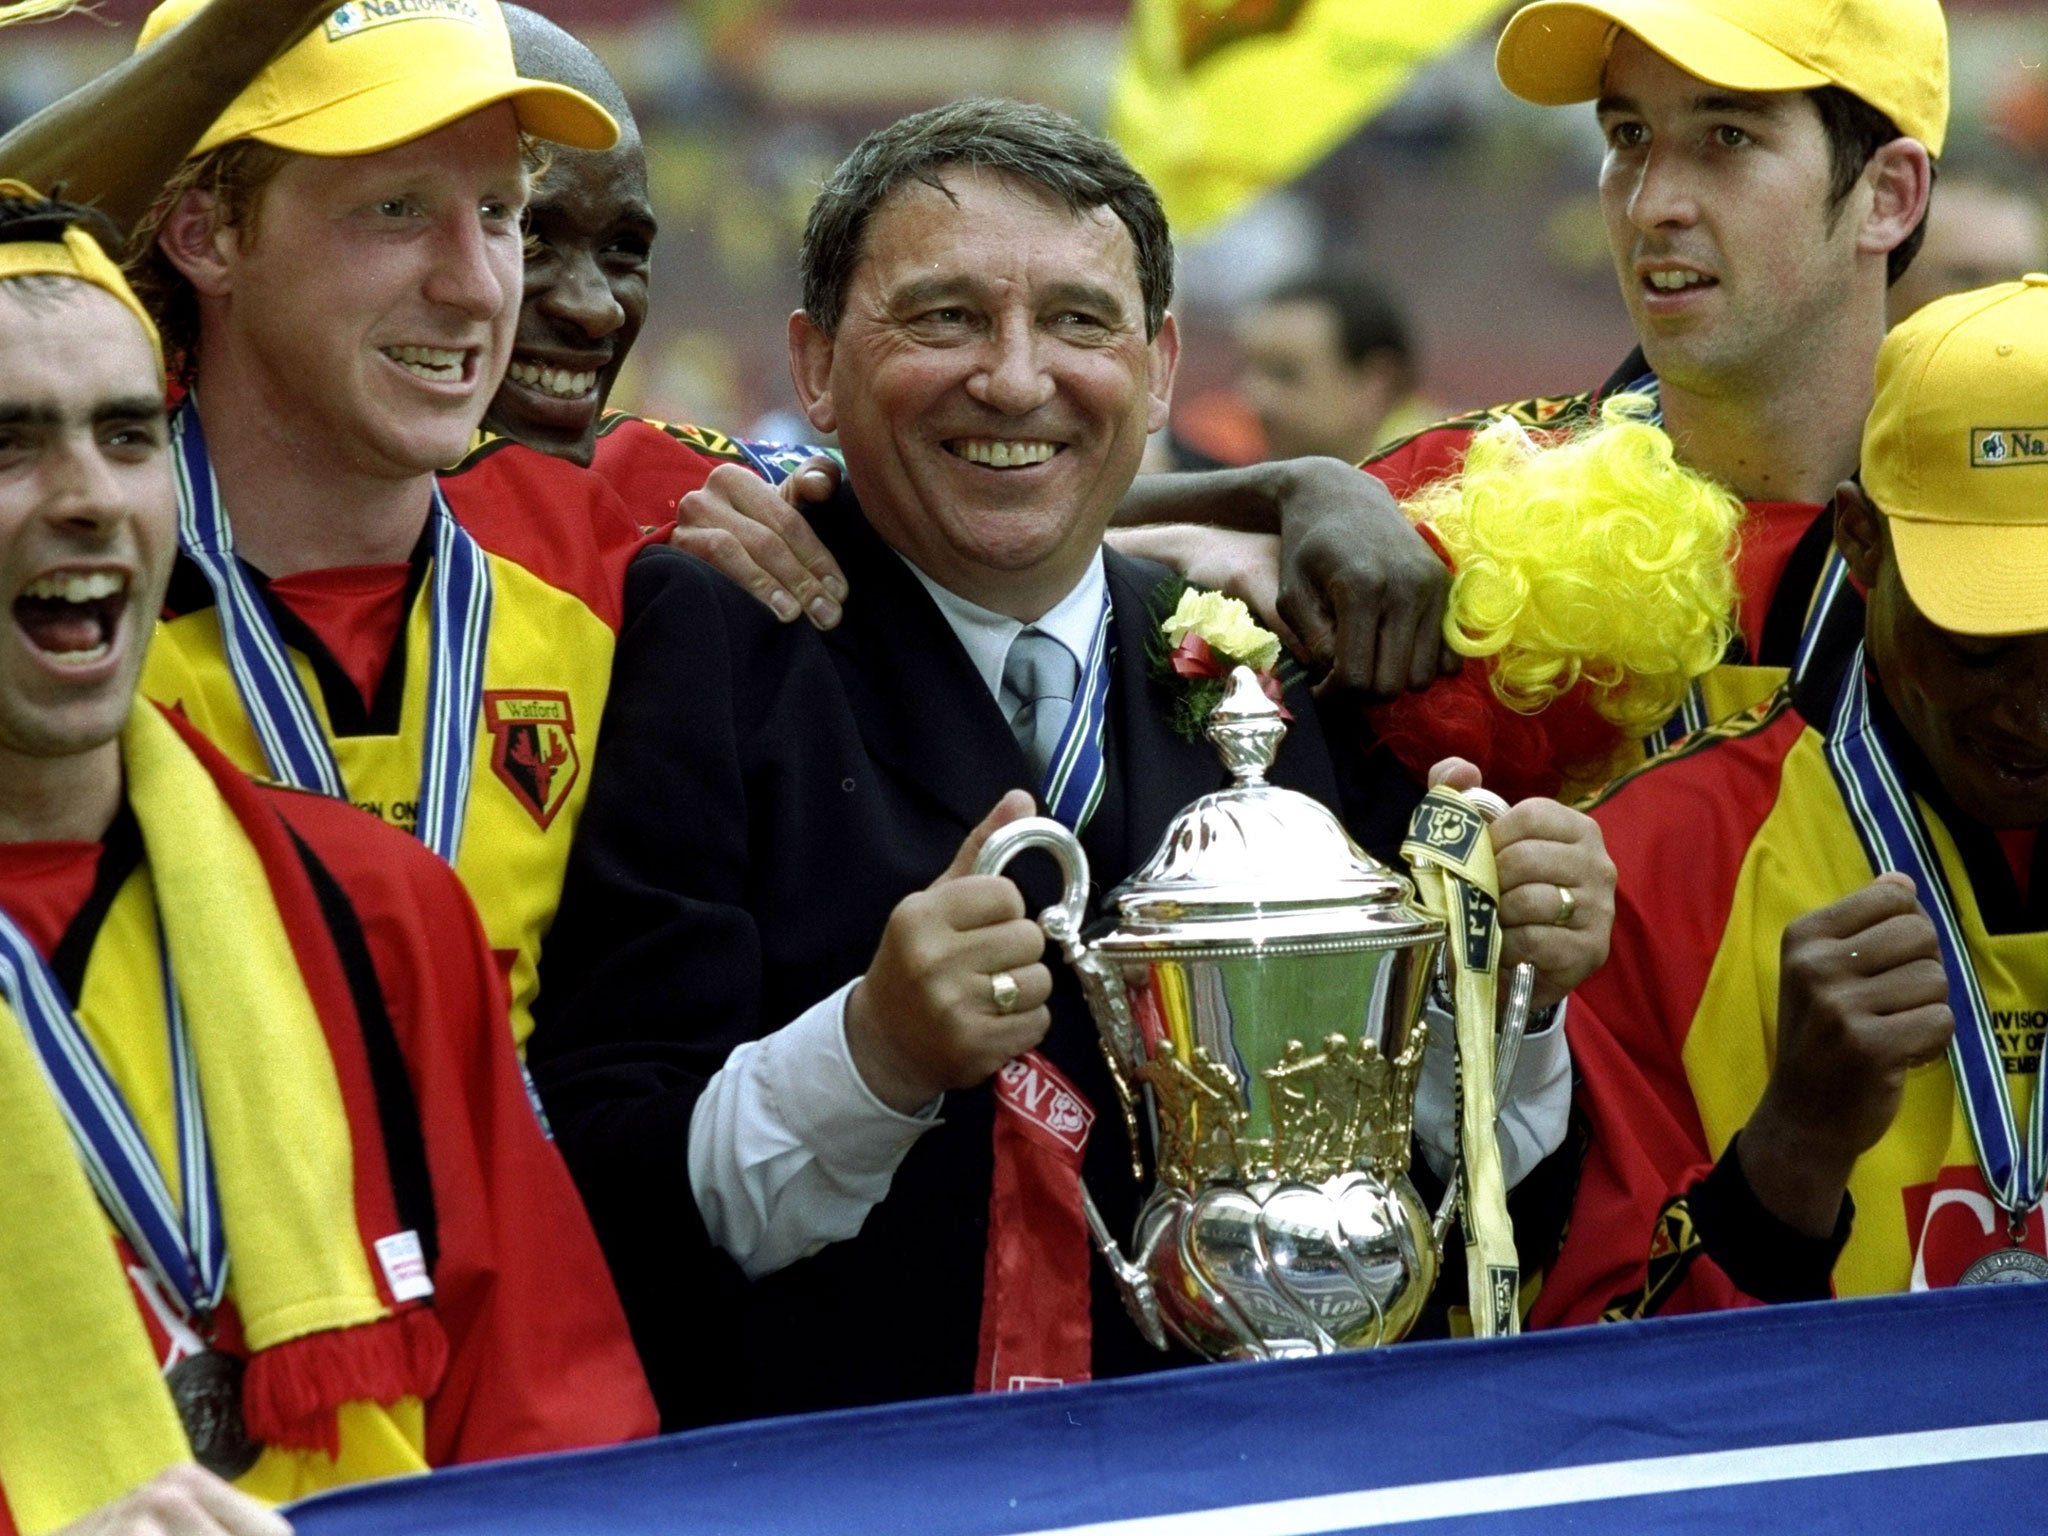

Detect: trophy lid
1093,667,1439,951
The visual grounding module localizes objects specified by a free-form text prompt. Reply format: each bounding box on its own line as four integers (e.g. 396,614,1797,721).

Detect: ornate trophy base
1119,1169,1438,1360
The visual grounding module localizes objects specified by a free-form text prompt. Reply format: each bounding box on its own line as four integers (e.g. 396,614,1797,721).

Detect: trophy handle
974,815,1150,1182
973,816,1090,937
973,817,1144,1081
1081,1181,1168,1350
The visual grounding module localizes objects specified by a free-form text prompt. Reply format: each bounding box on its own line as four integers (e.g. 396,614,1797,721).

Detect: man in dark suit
529,99,1613,1428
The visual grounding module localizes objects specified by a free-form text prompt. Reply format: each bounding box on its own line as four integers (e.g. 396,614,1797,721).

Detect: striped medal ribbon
0,906,261,1471
1646,494,1861,760
1642,681,1714,757
1822,647,2042,1229
1037,596,1113,835
1641,524,1857,761
0,910,224,1326
172,401,494,864
1792,549,1854,689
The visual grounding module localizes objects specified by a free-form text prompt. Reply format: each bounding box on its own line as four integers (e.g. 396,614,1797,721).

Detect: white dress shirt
687,549,1569,1278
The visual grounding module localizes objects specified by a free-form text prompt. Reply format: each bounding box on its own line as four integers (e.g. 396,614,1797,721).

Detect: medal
1824,652,2048,1259
0,911,262,1465
165,1348,260,1478
1957,1248,2048,1286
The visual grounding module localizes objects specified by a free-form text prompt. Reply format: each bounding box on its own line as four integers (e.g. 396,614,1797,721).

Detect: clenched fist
1740,873,1956,1237
845,791,1055,1113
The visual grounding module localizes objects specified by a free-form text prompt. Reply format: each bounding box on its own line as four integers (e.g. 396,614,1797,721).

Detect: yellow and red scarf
0,703,445,1533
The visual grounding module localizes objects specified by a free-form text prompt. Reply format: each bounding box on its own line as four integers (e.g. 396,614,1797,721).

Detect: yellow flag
1110,0,1510,236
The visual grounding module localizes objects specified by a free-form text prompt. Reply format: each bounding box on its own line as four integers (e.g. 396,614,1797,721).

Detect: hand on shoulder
671,455,847,629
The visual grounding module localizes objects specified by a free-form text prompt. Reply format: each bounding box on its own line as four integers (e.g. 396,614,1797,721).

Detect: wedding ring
990,970,1021,1014
1553,885,1577,927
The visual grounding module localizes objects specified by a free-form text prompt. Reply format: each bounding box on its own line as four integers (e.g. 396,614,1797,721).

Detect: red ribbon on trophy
976,1050,1097,1392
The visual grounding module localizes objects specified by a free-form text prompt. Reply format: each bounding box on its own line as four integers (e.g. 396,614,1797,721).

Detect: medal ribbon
1402,786,1519,1337
1641,682,1713,757
732,437,837,487
1646,519,1857,759
1792,549,1853,688
1038,596,1114,836
1822,649,2041,1222
172,400,494,864
0,908,228,1332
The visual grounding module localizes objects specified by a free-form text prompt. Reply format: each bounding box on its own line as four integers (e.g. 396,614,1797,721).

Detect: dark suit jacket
530,488,1421,1427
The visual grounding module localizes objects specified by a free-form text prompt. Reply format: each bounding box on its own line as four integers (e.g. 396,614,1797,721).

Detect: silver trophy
977,667,1511,1360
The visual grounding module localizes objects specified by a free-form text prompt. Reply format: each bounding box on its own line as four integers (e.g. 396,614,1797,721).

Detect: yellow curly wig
1403,394,1741,741
0,1,83,22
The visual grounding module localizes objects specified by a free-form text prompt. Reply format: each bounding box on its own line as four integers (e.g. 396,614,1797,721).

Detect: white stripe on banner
1013,1419,2048,1536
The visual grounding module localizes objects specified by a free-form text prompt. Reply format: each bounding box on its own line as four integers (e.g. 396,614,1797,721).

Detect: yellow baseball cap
1862,276,2048,638
1495,0,1948,156
137,0,616,159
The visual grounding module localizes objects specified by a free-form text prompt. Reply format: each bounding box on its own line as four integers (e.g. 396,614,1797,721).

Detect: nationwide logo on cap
325,0,484,43
1971,428,2048,468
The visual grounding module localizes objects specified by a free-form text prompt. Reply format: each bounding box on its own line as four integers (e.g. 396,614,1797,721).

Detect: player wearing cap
1151,0,1944,745
0,191,651,1534
126,0,661,1052
1533,276,2048,1323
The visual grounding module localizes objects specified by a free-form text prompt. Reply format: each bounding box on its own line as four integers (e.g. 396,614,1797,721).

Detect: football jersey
1536,671,2048,1324
144,440,647,1050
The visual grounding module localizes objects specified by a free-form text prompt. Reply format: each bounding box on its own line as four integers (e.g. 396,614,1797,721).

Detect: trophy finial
1207,665,1287,784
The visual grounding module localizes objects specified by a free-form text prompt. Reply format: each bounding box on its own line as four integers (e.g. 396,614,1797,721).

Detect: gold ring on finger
990,970,1022,1014
1553,885,1577,927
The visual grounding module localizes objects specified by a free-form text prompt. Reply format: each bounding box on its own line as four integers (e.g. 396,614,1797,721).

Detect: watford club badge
485,690,580,829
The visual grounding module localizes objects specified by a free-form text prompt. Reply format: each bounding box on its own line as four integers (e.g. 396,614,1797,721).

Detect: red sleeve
1531,706,1806,1327
439,443,657,633
587,416,756,536
267,792,658,1460
1360,421,1477,502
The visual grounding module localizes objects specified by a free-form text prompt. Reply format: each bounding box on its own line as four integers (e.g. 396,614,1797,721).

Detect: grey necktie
1000,627,1079,784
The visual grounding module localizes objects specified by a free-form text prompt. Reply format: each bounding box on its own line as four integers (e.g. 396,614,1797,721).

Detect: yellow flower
1162,588,1282,672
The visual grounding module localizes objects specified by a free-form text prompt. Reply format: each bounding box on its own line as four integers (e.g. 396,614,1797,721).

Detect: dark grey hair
799,98,1173,338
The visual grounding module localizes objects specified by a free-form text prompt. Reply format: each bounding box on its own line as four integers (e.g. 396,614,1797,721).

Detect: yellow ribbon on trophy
1401,785,1520,1338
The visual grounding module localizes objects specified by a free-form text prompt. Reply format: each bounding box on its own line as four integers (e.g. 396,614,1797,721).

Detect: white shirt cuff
688,980,939,1279
1414,997,1572,1190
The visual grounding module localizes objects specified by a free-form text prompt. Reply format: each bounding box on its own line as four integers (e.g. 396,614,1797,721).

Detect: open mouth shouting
945,437,1063,470
381,345,478,387
13,567,128,669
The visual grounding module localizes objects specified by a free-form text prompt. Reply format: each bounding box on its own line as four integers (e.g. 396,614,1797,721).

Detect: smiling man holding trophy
528,99,1614,1427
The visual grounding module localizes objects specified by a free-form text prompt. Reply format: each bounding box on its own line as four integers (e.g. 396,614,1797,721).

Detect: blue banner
293,1285,2047,1533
